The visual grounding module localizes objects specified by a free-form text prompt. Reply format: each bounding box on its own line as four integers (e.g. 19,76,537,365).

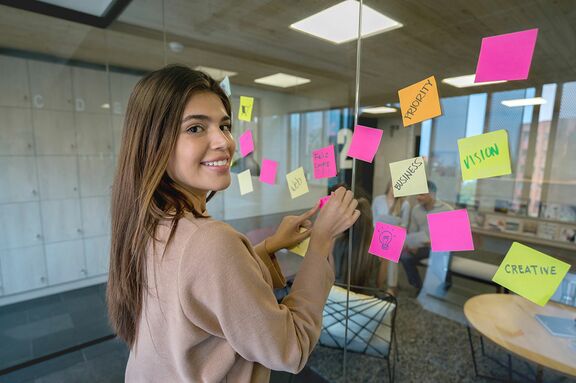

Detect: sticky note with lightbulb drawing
368,222,407,263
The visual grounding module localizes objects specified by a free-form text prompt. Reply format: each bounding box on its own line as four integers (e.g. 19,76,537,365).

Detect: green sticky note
389,156,428,197
458,130,511,181
492,242,570,306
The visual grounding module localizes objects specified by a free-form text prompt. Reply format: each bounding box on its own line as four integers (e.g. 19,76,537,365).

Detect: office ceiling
0,0,575,108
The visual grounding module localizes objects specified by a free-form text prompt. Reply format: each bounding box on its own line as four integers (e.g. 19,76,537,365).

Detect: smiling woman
106,65,361,382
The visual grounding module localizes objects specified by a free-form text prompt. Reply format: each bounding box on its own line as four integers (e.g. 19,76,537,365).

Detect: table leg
467,326,479,377
535,365,543,383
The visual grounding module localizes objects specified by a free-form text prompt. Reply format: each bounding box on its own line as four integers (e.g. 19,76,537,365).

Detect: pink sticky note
368,222,406,263
427,209,474,252
318,195,331,209
238,130,254,157
346,125,383,163
312,145,337,179
259,159,278,185
475,28,538,82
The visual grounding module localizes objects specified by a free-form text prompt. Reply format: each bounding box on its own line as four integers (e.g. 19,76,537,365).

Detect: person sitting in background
372,182,410,296
400,181,452,291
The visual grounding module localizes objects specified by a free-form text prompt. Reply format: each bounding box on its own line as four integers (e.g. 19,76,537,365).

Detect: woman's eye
220,125,232,133
186,125,204,134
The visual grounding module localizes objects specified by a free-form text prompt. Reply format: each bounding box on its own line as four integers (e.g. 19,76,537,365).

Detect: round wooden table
464,294,576,381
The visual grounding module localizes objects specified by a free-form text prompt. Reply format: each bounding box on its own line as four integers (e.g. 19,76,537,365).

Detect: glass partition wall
1,0,575,382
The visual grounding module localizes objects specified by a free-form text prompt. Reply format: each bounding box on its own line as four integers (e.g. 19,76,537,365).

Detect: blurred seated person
372,182,410,296
400,181,452,291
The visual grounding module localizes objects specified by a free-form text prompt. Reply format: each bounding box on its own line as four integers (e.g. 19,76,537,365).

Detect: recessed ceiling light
101,103,110,109
38,0,114,16
442,74,506,88
254,73,310,88
168,41,184,53
362,106,397,114
501,97,546,107
290,0,402,44
194,66,237,81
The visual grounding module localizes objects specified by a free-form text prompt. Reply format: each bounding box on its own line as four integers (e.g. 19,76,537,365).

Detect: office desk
464,294,576,381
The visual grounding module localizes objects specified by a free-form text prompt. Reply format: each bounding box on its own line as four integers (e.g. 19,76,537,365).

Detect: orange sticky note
398,75,442,127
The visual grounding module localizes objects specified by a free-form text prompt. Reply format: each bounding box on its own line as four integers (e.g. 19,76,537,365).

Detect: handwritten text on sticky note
492,242,570,306
259,158,278,185
346,125,383,163
368,222,406,263
238,130,254,157
238,96,254,122
458,130,511,181
427,209,474,252
389,156,428,197
238,169,253,195
312,145,337,179
475,28,538,82
286,167,309,199
398,75,442,127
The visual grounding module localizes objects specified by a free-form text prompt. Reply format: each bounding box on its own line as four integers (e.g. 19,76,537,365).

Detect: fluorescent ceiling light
442,74,506,88
254,73,310,88
501,97,547,107
38,0,114,16
290,0,402,44
194,66,237,81
362,106,397,114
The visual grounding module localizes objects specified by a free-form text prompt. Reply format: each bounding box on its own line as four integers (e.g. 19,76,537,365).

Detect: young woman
371,182,410,295
106,66,360,382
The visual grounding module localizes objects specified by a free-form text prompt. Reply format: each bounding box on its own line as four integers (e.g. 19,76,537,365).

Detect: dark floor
1,268,575,382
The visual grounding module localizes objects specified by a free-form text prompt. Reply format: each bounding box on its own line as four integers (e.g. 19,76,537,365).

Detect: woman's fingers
301,220,312,229
346,198,358,217
298,202,320,222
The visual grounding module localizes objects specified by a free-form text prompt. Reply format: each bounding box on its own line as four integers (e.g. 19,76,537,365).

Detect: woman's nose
209,126,231,150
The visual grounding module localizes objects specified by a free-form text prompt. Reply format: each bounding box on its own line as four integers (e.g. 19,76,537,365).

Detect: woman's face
167,91,235,198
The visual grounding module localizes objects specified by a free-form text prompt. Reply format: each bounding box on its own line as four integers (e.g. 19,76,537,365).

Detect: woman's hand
265,204,319,253
313,187,361,241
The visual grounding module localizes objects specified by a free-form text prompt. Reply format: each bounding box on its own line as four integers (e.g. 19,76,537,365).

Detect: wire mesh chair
319,283,399,382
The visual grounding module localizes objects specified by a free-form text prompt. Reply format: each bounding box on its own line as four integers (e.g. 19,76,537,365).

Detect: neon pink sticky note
312,145,337,179
346,125,383,163
368,222,406,263
318,195,330,209
259,159,278,185
238,130,254,157
475,28,538,82
427,209,474,252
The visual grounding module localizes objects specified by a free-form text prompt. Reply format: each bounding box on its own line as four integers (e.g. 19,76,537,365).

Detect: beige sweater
125,212,335,382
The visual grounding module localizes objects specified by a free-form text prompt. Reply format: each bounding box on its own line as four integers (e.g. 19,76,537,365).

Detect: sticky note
368,222,406,263
458,130,511,181
346,125,383,163
259,158,278,185
389,156,428,197
318,195,330,209
286,167,309,199
289,228,310,257
238,130,254,157
220,76,231,97
312,145,337,179
475,28,538,82
238,169,253,195
427,209,474,252
398,75,442,127
492,242,570,306
238,96,254,122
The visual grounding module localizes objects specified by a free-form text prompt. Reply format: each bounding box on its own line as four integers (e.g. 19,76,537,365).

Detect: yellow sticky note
286,167,309,199
398,75,442,127
492,242,570,306
238,169,253,195
389,156,428,197
238,96,254,122
289,228,310,257
458,130,511,181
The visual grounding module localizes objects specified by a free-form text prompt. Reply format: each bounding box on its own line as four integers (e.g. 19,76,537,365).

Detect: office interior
0,0,575,382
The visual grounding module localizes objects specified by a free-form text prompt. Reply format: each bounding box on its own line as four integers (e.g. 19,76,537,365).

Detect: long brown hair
107,65,231,347
338,198,376,287
385,181,406,217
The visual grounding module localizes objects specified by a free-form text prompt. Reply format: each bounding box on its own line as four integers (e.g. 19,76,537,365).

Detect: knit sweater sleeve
177,220,334,373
